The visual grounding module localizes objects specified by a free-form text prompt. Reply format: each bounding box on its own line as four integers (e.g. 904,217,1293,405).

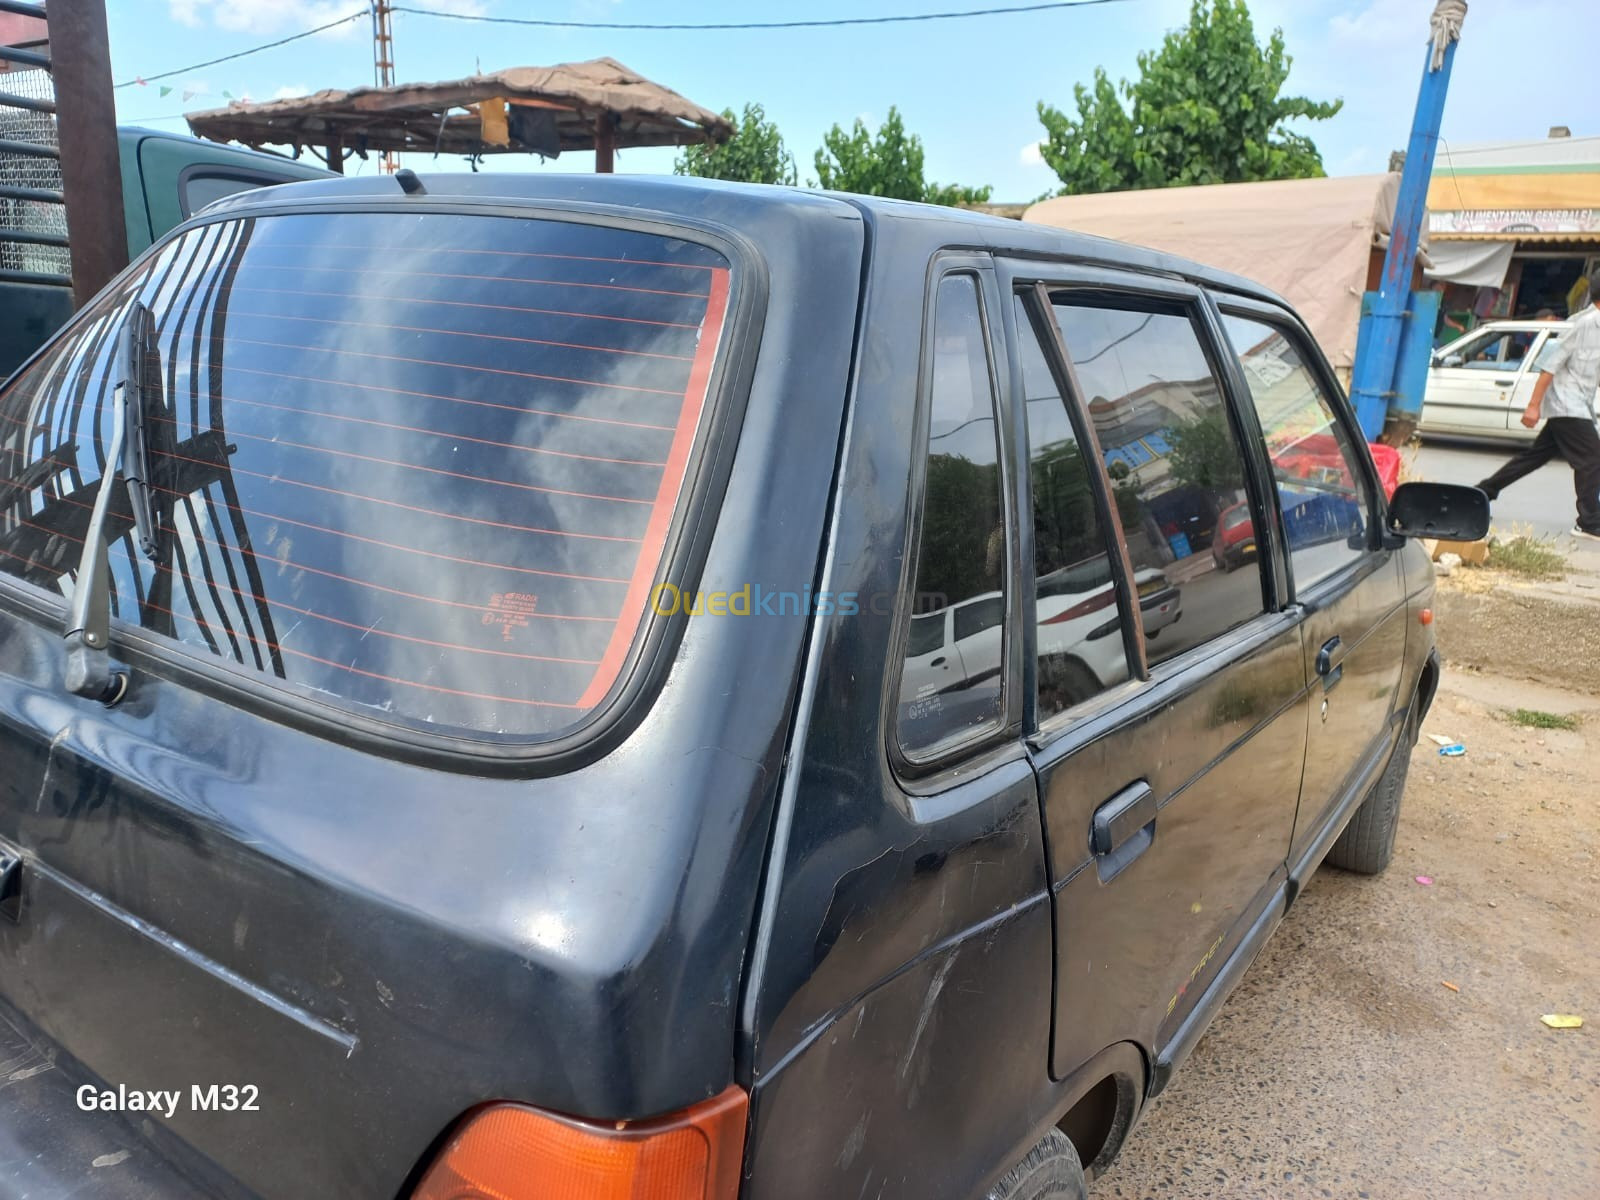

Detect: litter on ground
1540,1014,1583,1030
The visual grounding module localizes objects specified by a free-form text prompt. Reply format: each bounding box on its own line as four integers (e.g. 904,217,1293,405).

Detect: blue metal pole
1349,34,1460,440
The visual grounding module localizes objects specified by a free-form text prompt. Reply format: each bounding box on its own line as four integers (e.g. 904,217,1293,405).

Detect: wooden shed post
49,0,129,304
594,116,615,173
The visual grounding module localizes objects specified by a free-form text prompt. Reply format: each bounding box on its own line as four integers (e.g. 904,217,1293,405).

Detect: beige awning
1024,174,1415,371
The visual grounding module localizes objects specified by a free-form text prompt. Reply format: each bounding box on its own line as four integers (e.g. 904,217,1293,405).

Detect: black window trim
888,254,1023,778
1011,283,1147,736
0,196,770,777
1211,293,1390,607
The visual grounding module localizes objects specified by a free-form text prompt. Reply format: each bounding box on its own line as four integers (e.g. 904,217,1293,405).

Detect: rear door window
1051,299,1266,666
0,211,735,742
897,272,1009,762
1013,293,1130,722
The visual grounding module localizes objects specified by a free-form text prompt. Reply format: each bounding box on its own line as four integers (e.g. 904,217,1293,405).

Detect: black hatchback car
0,175,1485,1199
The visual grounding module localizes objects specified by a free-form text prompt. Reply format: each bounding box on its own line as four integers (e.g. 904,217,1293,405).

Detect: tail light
411,1085,748,1200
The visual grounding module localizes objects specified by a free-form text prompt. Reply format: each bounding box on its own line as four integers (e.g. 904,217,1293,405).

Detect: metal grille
0,63,68,280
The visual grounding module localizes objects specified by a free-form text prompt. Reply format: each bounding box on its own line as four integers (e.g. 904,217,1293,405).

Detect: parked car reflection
901,556,1182,735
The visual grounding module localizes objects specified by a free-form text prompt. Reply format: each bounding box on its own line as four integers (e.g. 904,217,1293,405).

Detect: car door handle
1316,635,1345,690
929,656,946,667
1494,379,1515,387
1092,781,1156,881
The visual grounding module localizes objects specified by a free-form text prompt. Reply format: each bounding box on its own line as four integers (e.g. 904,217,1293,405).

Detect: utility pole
1348,0,1467,443
370,0,397,173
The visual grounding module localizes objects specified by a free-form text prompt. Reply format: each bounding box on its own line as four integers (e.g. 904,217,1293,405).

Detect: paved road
1413,437,1586,541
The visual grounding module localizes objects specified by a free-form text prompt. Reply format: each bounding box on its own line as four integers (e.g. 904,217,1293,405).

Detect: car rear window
0,210,735,742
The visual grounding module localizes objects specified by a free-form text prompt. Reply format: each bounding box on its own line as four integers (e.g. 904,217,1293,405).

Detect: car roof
1456,319,1573,332
191,172,1294,309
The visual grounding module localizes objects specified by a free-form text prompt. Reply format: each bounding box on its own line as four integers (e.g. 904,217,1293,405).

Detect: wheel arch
1052,1041,1148,1182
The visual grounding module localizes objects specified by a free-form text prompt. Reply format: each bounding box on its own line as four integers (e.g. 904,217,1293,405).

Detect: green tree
1037,0,1341,195
675,102,797,185
1166,409,1245,494
813,107,991,206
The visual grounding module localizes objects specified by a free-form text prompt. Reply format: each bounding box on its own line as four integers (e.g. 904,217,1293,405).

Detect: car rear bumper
0,999,229,1200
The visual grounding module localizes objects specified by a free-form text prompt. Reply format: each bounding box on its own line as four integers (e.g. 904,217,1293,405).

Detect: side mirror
1440,353,1465,368
1387,482,1490,542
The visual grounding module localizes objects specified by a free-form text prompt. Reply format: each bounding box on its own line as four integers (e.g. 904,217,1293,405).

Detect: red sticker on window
482,591,539,641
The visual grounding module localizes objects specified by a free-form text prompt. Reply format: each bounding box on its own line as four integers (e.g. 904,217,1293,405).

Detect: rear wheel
1326,705,1417,874
984,1128,1087,1200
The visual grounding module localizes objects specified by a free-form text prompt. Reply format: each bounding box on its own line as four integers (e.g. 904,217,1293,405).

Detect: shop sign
1429,209,1599,235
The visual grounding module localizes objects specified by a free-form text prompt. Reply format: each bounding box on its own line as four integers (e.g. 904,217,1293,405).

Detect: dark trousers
1477,416,1600,534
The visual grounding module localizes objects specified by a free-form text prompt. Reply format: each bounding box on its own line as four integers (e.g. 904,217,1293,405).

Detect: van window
1052,299,1263,665
1014,294,1128,722
0,211,734,742
1221,313,1374,592
898,273,1007,761
180,171,288,217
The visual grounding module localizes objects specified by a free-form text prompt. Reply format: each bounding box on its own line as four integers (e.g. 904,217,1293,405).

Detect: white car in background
1420,320,1592,443
900,557,1181,727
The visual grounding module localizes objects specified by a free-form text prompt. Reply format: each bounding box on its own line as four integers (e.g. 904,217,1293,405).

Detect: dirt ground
1095,564,1600,1200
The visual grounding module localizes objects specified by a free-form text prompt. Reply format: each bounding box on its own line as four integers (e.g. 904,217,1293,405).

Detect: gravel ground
1095,664,1600,1200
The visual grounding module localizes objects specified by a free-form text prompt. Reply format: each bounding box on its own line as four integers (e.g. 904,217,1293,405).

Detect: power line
114,0,1133,96
114,8,368,90
391,0,1133,33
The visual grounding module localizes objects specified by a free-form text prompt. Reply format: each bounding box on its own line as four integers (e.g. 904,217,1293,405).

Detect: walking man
1476,293,1600,540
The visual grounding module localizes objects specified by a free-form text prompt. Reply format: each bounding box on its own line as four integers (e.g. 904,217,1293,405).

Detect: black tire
1325,706,1417,874
984,1128,1087,1200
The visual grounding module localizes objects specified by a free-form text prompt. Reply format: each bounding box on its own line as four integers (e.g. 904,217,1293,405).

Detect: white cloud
1329,1,1421,45
273,84,311,100
1020,141,1045,167
165,0,357,37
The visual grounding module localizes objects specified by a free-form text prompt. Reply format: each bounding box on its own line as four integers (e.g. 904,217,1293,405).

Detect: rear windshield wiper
62,300,162,706
122,300,162,562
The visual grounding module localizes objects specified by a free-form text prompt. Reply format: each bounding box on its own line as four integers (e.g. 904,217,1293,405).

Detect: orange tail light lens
411,1085,748,1200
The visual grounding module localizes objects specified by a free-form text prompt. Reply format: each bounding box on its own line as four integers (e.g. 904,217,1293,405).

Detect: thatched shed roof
185,57,731,165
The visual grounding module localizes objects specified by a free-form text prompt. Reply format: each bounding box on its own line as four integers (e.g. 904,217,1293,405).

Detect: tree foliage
813,107,991,206
674,102,796,186
1166,409,1245,495
1037,0,1341,195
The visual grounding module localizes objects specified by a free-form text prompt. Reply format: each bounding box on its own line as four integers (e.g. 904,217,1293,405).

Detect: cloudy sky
107,0,1595,199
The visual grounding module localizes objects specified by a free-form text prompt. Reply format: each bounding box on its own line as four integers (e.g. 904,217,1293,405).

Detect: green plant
675,102,797,186
1036,0,1341,196
1486,534,1567,579
1507,708,1579,732
812,107,991,206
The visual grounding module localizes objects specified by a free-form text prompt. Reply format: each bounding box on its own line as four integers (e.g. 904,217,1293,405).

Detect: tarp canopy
186,58,732,169
1424,238,1516,289
1024,175,1422,371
